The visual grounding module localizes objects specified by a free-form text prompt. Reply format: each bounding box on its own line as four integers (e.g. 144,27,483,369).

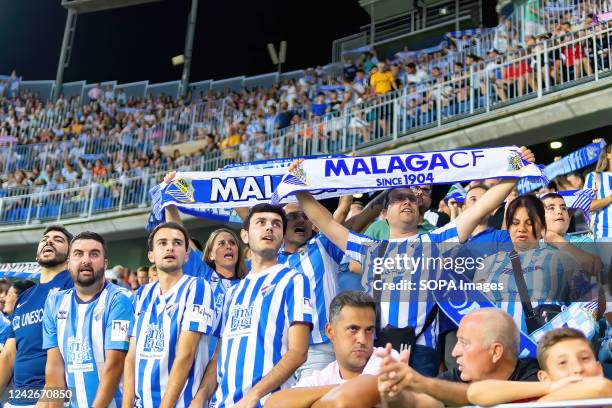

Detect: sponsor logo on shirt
141,324,165,359
12,308,44,331
303,298,313,314
228,304,254,338
111,320,130,342
188,304,214,327
67,336,94,373
57,310,68,320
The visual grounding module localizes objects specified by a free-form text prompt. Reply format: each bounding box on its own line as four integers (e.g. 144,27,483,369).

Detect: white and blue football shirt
345,221,460,348
277,232,345,345
0,313,10,351
42,283,132,408
130,274,215,408
474,246,593,333
8,271,73,406
213,264,313,408
585,171,612,238
183,248,242,357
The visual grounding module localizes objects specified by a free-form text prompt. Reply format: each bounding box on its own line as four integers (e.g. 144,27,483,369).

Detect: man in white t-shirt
265,291,436,408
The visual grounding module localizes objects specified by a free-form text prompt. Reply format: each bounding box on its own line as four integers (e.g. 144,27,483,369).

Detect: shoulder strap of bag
415,304,439,339
509,250,540,334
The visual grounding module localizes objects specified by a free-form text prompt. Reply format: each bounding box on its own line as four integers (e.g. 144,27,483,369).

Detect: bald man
377,308,540,406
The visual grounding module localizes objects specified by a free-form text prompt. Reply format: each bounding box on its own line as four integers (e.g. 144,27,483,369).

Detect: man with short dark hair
0,225,74,407
42,231,132,407
211,203,313,408
266,291,438,408
122,222,216,408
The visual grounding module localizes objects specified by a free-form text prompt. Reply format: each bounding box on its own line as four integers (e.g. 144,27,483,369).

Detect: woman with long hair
475,195,594,335
585,142,612,240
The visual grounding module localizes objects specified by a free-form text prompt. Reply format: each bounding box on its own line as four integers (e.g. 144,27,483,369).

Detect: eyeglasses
387,192,421,206
410,186,432,195
286,211,308,221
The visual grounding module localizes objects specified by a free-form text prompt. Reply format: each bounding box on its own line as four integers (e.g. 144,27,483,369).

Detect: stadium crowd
0,142,611,407
2,0,611,201
1,1,612,406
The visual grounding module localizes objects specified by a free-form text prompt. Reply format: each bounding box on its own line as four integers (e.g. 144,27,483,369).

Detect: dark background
0,0,370,83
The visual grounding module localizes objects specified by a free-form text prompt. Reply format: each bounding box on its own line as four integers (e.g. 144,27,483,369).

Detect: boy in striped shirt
122,222,216,408
212,204,313,408
42,231,132,408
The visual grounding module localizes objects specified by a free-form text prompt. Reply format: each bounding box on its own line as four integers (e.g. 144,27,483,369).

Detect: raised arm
239,324,310,407
455,146,534,242
333,194,353,224
296,191,350,253
344,191,385,233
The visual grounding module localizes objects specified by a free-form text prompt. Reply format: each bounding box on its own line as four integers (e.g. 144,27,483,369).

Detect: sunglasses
387,192,421,206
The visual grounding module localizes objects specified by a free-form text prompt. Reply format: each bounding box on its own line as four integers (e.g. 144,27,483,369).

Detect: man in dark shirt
377,308,539,407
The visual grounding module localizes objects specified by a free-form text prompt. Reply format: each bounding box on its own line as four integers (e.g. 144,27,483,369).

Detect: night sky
0,0,370,84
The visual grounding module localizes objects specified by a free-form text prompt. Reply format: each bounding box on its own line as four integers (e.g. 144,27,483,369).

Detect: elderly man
377,308,539,406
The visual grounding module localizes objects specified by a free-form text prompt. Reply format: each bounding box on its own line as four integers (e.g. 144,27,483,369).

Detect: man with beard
122,222,215,408
41,231,132,408
0,225,74,408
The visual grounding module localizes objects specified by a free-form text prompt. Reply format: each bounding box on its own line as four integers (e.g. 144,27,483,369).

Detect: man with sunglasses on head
364,185,449,240
291,147,535,377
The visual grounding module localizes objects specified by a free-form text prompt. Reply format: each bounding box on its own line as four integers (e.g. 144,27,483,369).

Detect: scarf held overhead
272,146,546,204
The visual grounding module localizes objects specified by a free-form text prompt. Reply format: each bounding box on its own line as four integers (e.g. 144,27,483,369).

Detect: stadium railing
1,23,611,226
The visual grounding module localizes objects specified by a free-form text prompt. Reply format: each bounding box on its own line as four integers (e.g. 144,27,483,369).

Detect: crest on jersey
260,284,277,297
166,177,196,204
507,151,523,171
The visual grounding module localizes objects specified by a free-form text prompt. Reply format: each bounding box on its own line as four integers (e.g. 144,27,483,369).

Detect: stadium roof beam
60,0,161,14
55,0,197,100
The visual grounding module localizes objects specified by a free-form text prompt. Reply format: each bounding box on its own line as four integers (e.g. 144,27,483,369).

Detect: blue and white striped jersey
277,232,345,345
0,314,10,351
42,283,132,408
585,171,612,238
345,221,460,348
474,246,590,333
212,264,313,408
130,274,215,408
183,248,242,356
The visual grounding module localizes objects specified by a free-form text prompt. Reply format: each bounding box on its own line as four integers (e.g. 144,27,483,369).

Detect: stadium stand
2,2,612,407
1,0,612,226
